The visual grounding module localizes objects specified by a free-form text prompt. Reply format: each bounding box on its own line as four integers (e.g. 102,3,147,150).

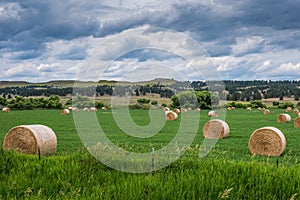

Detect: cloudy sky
0,0,300,82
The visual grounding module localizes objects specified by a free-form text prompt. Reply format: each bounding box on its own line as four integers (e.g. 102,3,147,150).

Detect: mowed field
1,108,300,199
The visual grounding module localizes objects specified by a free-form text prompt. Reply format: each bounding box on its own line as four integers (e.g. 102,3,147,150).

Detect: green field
1,109,300,199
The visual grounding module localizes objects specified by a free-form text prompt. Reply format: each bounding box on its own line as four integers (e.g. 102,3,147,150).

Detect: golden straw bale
180,108,187,112
285,107,292,112
165,111,178,120
203,119,229,139
208,110,218,117
61,109,70,115
163,107,170,112
90,107,98,112
2,107,10,112
246,107,252,111
294,116,300,128
263,109,270,115
3,125,57,155
293,108,299,115
83,107,90,112
277,114,291,123
248,126,286,156
173,108,180,114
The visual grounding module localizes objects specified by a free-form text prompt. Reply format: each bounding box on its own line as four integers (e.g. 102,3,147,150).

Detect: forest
0,80,299,102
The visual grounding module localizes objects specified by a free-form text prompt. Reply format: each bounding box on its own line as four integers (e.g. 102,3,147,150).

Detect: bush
137,98,150,104
151,100,158,105
226,101,250,108
250,100,266,108
95,101,106,108
278,102,294,109
129,103,151,110
272,101,280,106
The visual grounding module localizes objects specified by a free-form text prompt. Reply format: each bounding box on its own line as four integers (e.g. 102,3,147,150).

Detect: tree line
0,95,105,110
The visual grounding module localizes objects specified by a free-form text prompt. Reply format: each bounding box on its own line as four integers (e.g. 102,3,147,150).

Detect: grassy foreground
0,150,300,199
0,109,300,199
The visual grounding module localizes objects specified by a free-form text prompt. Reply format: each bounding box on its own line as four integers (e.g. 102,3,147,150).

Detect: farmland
1,108,300,199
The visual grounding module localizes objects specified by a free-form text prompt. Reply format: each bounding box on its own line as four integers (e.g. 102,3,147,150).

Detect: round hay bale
293,108,299,115
101,106,107,111
90,107,97,112
277,114,291,123
61,108,70,115
246,107,252,111
165,111,178,120
2,107,10,112
227,107,232,110
263,109,270,115
163,107,170,112
203,119,229,139
195,108,201,112
294,116,300,128
248,126,286,156
187,107,192,111
3,125,57,155
208,110,218,117
72,107,79,112
286,107,292,112
173,108,180,114
83,107,90,112
180,108,187,112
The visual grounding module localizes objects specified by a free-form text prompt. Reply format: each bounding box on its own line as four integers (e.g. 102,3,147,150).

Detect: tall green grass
1,149,300,199
1,109,300,199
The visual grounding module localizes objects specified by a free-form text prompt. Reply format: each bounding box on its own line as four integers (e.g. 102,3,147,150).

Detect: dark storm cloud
0,0,299,81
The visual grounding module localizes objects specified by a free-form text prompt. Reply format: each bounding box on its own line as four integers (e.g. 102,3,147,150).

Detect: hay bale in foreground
165,111,178,120
277,114,291,123
294,116,300,128
208,110,218,117
3,125,57,155
203,119,229,139
248,126,286,156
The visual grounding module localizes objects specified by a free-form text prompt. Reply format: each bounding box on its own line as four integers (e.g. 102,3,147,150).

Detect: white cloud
1,0,300,82
5,63,40,78
0,3,23,21
231,36,265,56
